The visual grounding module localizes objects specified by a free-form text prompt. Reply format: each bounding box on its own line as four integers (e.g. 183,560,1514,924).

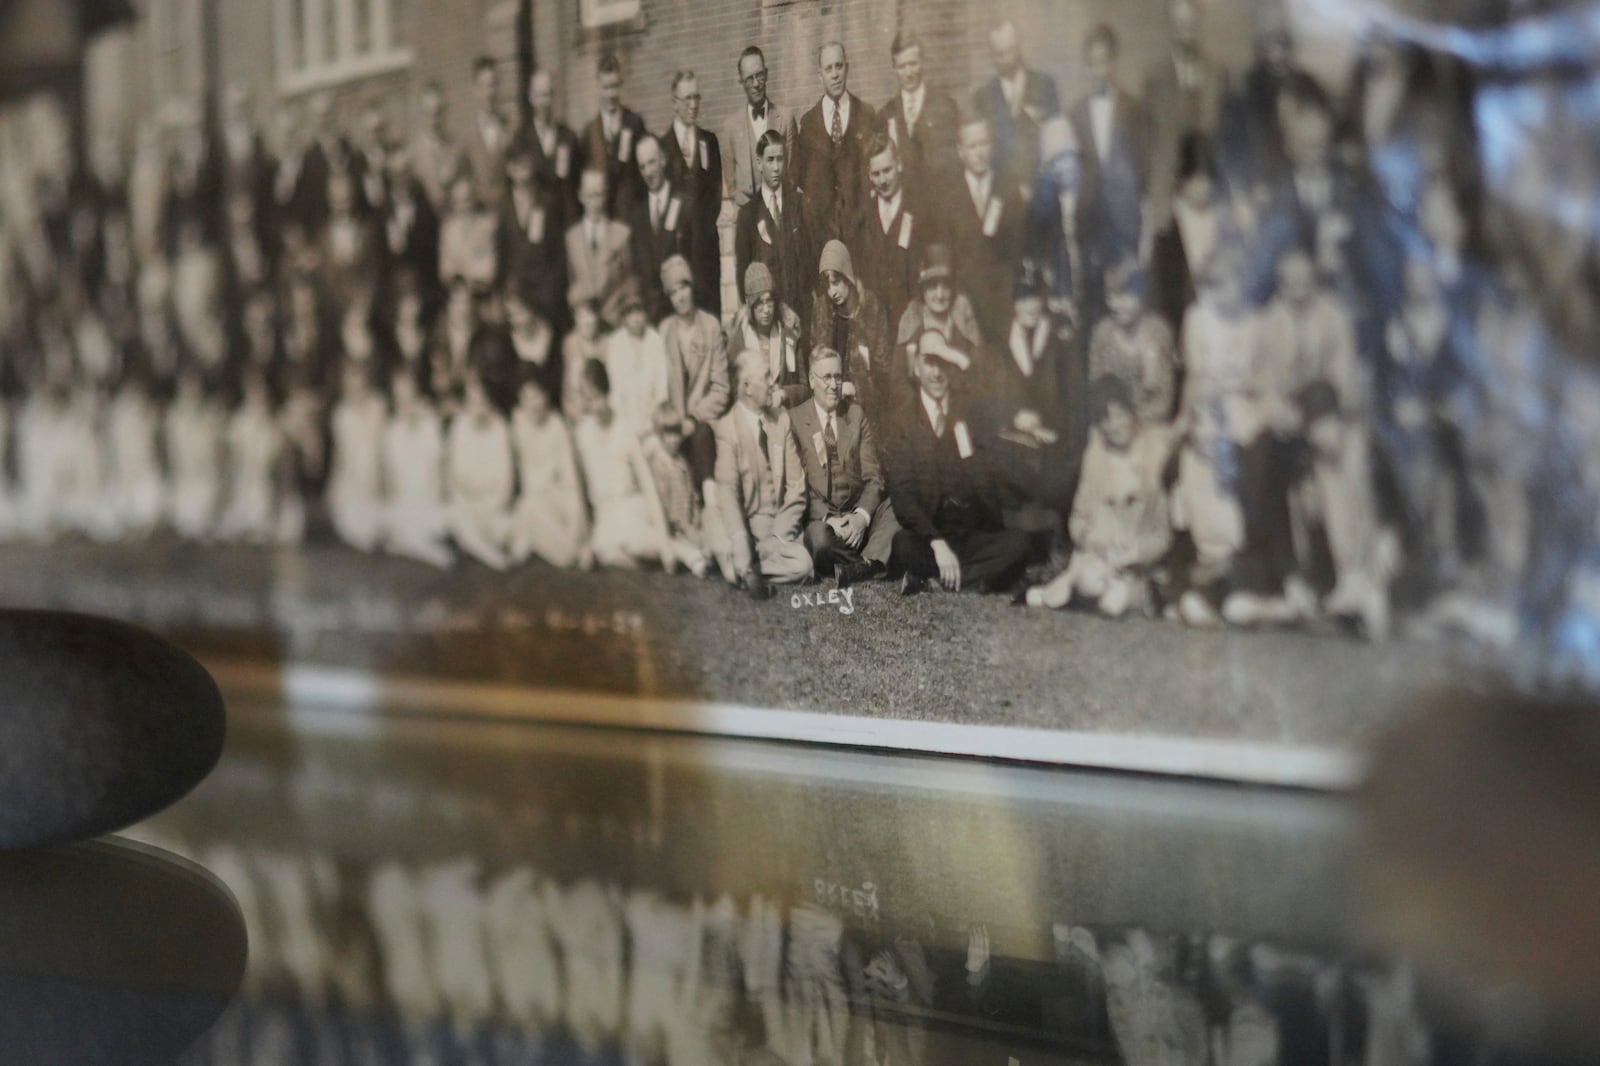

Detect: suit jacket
1148,217,1196,336
807,288,895,424
565,217,635,324
789,398,884,523
941,172,1026,340
879,88,961,190
519,119,583,225
408,129,466,211
793,92,878,241
734,185,814,330
581,108,650,215
464,109,514,208
714,405,806,539
379,180,441,293
660,124,724,315
497,184,568,320
884,390,1004,540
847,189,933,330
1142,54,1229,226
659,308,732,426
1068,88,1148,263
971,69,1061,193
622,181,694,323
722,99,795,206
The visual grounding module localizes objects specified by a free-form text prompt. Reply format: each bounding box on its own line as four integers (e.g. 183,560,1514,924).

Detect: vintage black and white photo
1,0,1598,775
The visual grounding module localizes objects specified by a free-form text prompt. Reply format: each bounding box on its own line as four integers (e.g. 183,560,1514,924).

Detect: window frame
274,0,414,96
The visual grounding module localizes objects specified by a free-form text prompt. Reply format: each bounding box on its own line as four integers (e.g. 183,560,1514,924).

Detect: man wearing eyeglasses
722,46,795,207
660,70,724,316
789,349,899,587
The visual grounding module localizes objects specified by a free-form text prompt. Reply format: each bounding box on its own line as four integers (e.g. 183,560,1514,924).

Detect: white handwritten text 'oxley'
789,588,857,615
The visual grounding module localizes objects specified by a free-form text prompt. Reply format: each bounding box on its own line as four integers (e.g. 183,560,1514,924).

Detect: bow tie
751,103,767,120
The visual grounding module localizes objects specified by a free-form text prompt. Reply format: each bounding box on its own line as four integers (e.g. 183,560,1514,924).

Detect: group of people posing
0,1,1561,640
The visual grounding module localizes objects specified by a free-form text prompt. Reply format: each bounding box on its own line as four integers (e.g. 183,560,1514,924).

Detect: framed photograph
1,0,1596,786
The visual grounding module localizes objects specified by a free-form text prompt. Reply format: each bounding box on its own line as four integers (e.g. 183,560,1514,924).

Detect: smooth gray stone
0,837,246,1064
0,611,225,849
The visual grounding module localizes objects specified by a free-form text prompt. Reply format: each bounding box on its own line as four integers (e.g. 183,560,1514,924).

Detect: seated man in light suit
566,168,636,328
714,348,813,598
790,348,899,586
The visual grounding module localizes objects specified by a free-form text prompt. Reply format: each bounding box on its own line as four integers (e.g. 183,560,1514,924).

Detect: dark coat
659,124,725,316
793,92,879,243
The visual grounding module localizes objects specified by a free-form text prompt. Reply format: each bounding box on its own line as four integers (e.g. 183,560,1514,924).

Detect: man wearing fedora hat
895,244,983,387
885,330,1032,594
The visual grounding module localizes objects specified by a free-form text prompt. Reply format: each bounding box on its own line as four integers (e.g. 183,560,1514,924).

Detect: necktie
757,419,770,470
830,102,843,145
823,414,838,500
651,194,661,233
932,404,945,439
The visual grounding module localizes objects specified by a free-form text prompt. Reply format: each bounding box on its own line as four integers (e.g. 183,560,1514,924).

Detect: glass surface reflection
0,838,245,1065
133,700,1578,1065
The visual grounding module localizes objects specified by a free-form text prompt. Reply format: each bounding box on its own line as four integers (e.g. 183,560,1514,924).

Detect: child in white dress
1026,379,1174,616
383,368,454,569
326,360,389,553
572,361,672,570
508,375,590,569
63,382,119,542
106,370,167,538
15,376,76,541
446,373,515,570
165,368,225,541
216,368,285,544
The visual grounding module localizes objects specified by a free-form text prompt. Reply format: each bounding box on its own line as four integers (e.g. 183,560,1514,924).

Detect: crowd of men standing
0,0,1567,643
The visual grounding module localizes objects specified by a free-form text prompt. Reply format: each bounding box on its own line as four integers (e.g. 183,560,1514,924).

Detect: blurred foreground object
0,611,225,849
0,837,245,1064
1361,688,1600,1055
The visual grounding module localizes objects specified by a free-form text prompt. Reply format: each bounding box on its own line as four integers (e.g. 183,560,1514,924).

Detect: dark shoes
836,561,880,589
743,569,772,601
899,572,927,597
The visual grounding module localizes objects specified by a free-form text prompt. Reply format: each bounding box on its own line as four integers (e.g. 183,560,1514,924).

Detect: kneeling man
790,348,899,585
715,348,814,597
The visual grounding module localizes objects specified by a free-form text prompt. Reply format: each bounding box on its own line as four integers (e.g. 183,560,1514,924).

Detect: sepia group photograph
1,0,1597,781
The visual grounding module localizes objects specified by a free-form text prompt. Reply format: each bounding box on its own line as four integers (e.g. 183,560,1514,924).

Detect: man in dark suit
943,114,1026,342
526,69,582,225
1142,0,1229,234
661,70,723,317
793,42,878,243
624,135,693,323
722,46,795,207
983,270,1083,529
734,130,814,332
878,33,960,195
1069,25,1147,280
497,141,570,335
581,54,649,217
789,348,899,584
275,93,337,238
465,56,513,210
848,133,928,333
885,330,1032,594
970,20,1061,199
378,140,441,312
